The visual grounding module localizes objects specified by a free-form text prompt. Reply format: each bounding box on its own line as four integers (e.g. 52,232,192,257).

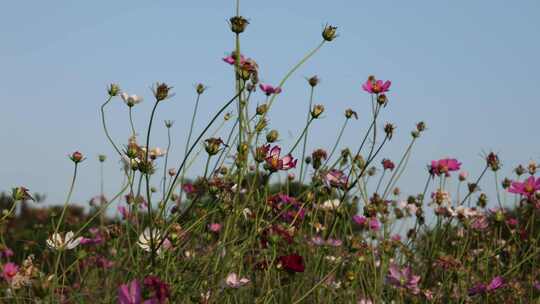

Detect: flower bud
307,75,319,87
486,152,500,171
224,112,232,121
345,108,358,119
384,123,395,140
416,121,426,132
98,154,107,163
311,149,328,170
107,83,121,97
229,16,249,34
322,24,338,41
256,104,268,115
255,145,270,163
69,151,85,163
255,118,267,133
168,168,177,177
477,193,488,208
515,165,526,176
196,83,206,95
311,104,325,119
164,120,174,128
459,171,468,181
502,178,511,189
528,161,537,175
266,130,279,143
12,186,33,201
377,94,388,106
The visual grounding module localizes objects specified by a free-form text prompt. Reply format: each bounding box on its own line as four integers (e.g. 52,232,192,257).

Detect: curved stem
299,86,315,183
288,118,314,155
100,96,122,156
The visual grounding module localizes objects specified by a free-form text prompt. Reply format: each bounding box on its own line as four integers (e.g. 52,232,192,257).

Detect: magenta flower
369,217,381,231
222,53,245,65
381,159,395,171
259,83,282,96
2,262,18,282
429,158,462,176
352,215,368,226
362,78,391,94
469,276,504,296
387,264,421,295
508,176,540,199
118,205,130,220
144,276,170,304
324,169,348,189
118,280,142,304
264,146,297,172
0,247,14,259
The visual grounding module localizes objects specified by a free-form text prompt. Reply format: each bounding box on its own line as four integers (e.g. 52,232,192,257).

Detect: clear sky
1,0,539,207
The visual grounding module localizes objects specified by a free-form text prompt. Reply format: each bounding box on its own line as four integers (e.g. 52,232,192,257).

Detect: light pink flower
118,280,142,304
222,53,245,65
225,273,250,288
387,264,421,295
208,223,222,233
264,146,297,172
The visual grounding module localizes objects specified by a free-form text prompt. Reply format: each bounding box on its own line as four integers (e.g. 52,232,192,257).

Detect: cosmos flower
264,146,297,172
362,77,391,94
278,254,305,273
46,231,83,251
429,158,461,176
120,93,143,107
137,228,171,254
2,262,18,282
225,273,250,288
259,83,282,96
387,264,421,295
323,169,348,189
508,176,540,199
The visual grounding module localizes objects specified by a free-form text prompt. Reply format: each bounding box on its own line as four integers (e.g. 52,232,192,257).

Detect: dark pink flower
429,158,462,176
381,159,395,171
118,205,130,220
324,169,348,189
352,215,368,226
0,247,14,259
369,217,381,231
182,183,196,195
362,78,391,94
264,146,297,172
508,176,540,199
259,84,282,96
278,254,305,273
118,280,142,304
143,276,170,304
387,264,421,295
486,276,504,291
222,53,245,65
2,262,18,282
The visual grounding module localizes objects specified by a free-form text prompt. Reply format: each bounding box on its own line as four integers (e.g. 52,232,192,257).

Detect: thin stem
299,86,315,183
288,118,314,155
100,96,122,156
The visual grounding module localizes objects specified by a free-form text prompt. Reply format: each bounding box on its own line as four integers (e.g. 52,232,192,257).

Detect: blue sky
1,0,539,207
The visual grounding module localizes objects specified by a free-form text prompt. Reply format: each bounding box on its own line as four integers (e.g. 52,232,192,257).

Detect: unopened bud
98,154,107,163
311,104,325,119
229,16,249,34
153,82,173,101
69,151,85,163
196,83,206,95
345,108,358,119
307,75,319,87
322,24,338,42
266,130,279,143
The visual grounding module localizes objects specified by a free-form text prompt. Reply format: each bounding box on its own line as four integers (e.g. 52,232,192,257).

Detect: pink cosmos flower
369,217,381,231
143,276,170,304
508,176,540,199
429,158,462,176
118,280,142,304
118,205,130,220
352,215,368,226
225,273,250,288
362,78,391,94
0,247,14,259
2,262,18,282
259,84,282,96
264,146,297,172
324,169,348,189
387,264,421,295
469,276,504,296
182,183,196,195
208,223,222,233
222,53,246,65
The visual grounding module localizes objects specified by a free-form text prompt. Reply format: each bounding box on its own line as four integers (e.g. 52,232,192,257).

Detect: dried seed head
311,104,325,119
384,123,396,140
153,82,173,101
345,108,358,119
229,16,249,34
322,24,338,42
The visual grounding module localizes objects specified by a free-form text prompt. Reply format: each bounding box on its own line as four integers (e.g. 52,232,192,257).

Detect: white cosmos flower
137,228,169,254
120,92,143,106
319,199,341,211
46,231,82,250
